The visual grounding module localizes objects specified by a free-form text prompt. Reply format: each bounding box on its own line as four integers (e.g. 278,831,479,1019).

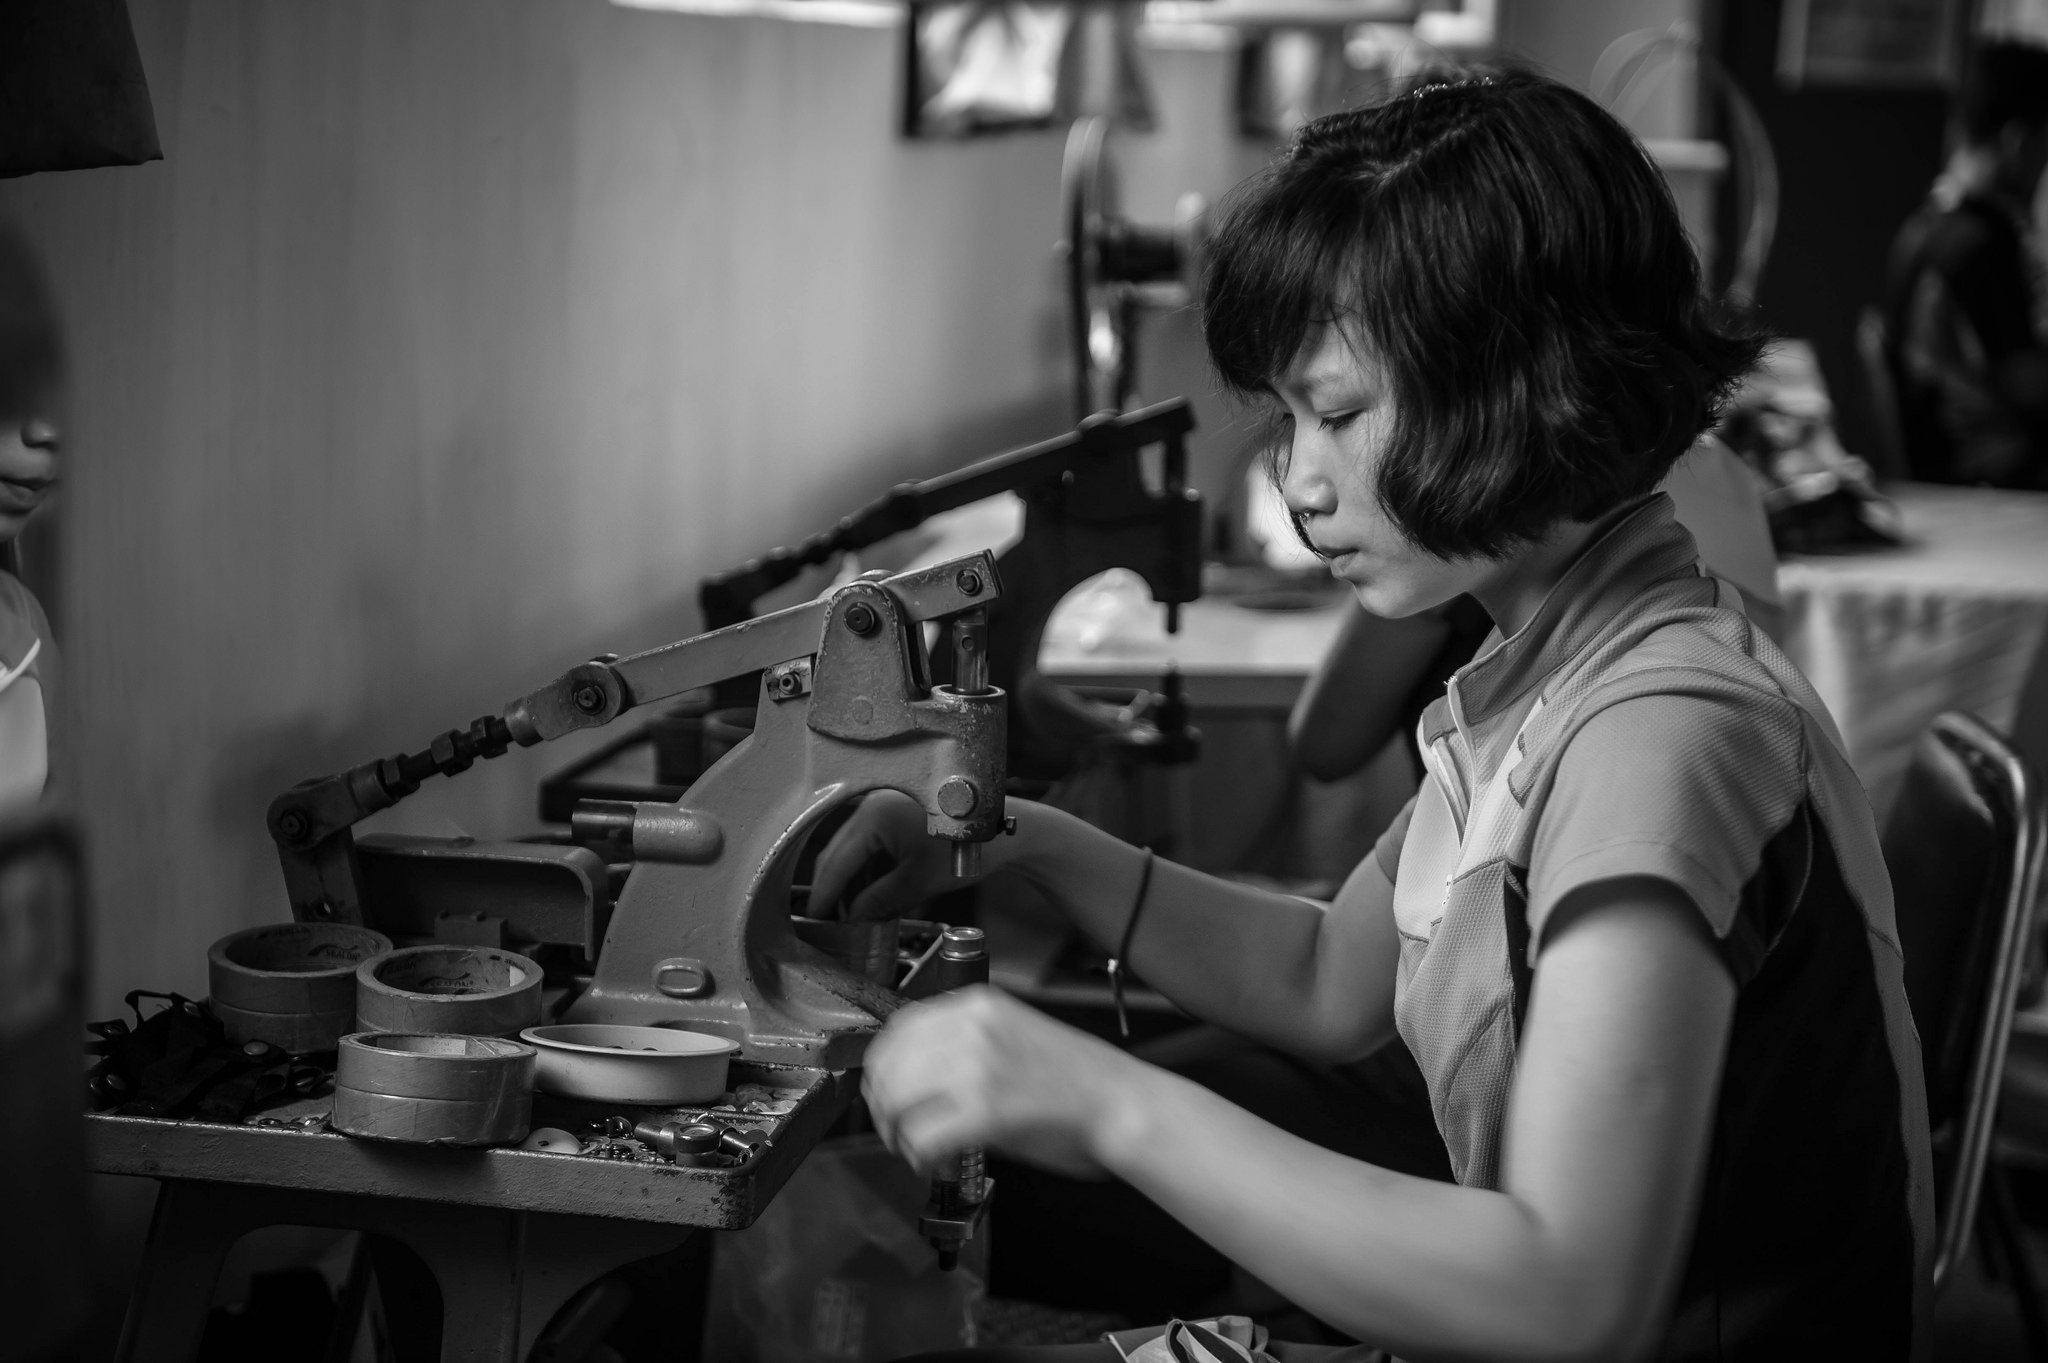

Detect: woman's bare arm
813,796,1403,1062
866,874,1734,1362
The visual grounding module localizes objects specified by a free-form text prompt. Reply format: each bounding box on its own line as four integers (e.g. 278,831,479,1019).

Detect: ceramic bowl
519,1023,738,1105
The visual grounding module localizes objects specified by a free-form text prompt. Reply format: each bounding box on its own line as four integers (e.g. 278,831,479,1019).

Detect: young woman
0,222,63,810
814,68,1931,1362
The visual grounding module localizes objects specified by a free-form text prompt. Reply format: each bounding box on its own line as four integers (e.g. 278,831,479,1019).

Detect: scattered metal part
631,1119,723,1162
716,1125,769,1161
521,1126,582,1154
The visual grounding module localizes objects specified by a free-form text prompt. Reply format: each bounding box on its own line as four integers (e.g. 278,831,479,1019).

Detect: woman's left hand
862,986,1149,1182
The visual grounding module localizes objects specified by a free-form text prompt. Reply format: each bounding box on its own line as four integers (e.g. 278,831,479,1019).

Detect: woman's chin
1351,580,1456,621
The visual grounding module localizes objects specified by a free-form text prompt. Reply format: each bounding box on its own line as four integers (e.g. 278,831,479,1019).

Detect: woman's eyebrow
1304,370,1363,403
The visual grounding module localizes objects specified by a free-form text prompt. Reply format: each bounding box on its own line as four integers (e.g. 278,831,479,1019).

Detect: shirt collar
1438,494,1703,742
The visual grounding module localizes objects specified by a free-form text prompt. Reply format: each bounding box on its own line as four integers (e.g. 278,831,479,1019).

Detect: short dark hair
1958,39,2048,145
1202,67,1765,560
0,220,62,422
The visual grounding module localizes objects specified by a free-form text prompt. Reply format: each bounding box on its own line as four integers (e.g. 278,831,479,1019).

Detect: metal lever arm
698,400,1195,629
269,551,1002,925
506,552,1002,744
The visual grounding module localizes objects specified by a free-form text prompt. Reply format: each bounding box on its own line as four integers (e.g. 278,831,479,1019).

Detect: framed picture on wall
900,1,1155,139
1776,0,1969,88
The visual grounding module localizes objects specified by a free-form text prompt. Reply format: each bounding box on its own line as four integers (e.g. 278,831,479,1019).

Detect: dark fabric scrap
84,990,333,1122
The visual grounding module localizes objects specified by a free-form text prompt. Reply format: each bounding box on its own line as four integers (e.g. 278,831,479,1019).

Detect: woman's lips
0,478,50,514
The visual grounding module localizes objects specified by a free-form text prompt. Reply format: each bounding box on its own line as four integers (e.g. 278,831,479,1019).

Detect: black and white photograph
7,1,2048,1360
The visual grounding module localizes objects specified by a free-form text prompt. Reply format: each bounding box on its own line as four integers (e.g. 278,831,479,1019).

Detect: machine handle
271,551,1004,858
506,551,1004,744
696,400,1195,629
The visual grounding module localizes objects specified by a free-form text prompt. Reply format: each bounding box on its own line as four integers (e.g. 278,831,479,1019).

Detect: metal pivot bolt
276,808,311,844
572,683,606,714
937,777,979,818
955,569,983,597
844,602,880,637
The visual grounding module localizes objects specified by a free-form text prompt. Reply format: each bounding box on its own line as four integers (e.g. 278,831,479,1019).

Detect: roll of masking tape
335,1031,536,1103
211,997,357,1053
210,923,392,1015
330,1085,531,1146
355,946,543,1038
208,924,392,1052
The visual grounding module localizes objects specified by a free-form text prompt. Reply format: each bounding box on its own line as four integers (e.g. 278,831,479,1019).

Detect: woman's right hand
808,790,985,921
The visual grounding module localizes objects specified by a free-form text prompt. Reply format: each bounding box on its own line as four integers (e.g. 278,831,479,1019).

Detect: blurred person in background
1884,38,2048,488
0,221,63,809
0,220,86,1363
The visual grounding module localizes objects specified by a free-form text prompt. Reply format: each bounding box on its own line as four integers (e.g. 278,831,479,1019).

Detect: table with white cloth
1777,483,2048,822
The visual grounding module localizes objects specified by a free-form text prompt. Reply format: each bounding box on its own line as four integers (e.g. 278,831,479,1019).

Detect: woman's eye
1317,411,1361,433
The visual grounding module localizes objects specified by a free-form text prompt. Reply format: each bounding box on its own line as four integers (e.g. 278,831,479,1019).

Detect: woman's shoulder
1559,599,1805,737
1511,602,1820,826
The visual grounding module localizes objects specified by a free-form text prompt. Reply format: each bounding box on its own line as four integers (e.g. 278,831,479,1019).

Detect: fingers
860,1079,980,1175
846,859,927,923
863,987,1147,1182
808,791,923,918
809,807,887,917
864,989,1061,1165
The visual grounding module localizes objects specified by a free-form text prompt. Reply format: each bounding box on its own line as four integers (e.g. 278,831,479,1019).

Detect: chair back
1886,711,2046,1291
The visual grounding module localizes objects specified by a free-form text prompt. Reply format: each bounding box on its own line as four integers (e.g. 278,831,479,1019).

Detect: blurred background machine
1059,116,1206,422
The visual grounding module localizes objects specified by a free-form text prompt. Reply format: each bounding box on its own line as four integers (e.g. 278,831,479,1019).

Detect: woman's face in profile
1268,327,1498,620
0,414,59,544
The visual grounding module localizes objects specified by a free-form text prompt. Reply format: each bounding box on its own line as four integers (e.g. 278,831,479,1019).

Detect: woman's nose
19,419,58,452
1278,441,1336,519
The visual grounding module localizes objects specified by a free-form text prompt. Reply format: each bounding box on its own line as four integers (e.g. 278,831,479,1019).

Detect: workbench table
89,1062,853,1363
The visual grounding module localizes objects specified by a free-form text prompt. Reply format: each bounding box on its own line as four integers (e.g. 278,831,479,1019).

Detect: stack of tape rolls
208,924,393,1052
331,1032,535,1145
355,945,544,1037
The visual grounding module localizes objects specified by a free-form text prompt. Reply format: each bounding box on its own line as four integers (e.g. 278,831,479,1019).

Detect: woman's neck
1468,505,1634,637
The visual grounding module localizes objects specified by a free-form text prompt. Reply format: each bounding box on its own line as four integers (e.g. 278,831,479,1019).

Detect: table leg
113,1178,695,1363
515,1214,694,1359
114,1181,260,1363
399,1209,691,1362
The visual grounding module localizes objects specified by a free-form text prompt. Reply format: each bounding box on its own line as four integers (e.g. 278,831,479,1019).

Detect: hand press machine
90,557,1009,1363
267,551,1008,1067
536,399,1202,842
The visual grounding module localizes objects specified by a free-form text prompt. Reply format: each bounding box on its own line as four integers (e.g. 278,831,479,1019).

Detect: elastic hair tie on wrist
1107,849,1156,1041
